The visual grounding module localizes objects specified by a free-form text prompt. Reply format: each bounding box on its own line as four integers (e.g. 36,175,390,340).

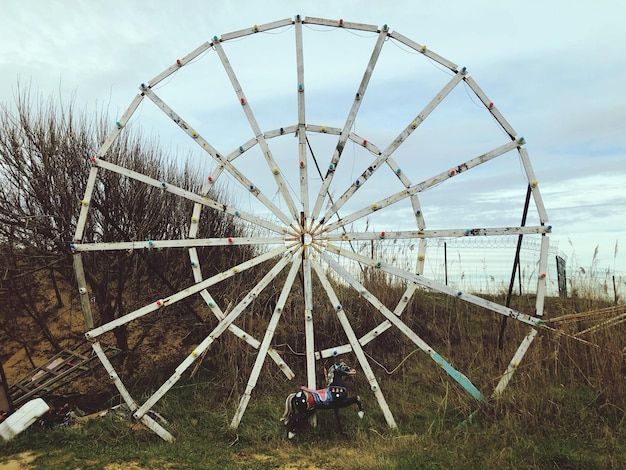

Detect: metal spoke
322,139,524,234
230,256,301,428
310,258,398,428
310,26,389,222
320,72,464,225
324,242,544,327
132,250,296,420
213,40,300,220
317,250,485,402
142,87,294,227
85,246,287,339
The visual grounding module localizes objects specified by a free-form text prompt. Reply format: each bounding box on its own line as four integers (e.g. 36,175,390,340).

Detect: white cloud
1,0,625,274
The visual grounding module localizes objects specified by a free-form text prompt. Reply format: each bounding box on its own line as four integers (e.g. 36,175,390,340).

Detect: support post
498,184,532,352
444,242,448,286
0,359,13,413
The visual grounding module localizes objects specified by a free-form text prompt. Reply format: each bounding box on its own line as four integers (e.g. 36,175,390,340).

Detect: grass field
3,290,626,469
2,366,626,469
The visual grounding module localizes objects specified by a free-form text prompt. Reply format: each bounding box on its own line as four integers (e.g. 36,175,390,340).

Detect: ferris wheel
72,16,550,441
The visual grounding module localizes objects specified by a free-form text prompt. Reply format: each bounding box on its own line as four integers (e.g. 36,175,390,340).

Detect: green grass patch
3,369,626,469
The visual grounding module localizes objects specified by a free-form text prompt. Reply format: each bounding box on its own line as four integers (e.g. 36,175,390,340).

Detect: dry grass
2,243,626,468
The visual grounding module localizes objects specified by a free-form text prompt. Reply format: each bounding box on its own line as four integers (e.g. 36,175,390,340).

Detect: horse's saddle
300,386,347,409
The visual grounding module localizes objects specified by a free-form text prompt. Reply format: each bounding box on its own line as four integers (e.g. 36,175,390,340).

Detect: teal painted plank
431,352,485,402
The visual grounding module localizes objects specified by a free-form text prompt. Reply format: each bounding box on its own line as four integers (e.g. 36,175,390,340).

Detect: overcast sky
2,0,625,276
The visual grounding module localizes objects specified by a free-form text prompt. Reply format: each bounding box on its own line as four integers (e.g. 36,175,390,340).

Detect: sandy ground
0,452,36,470
0,453,155,470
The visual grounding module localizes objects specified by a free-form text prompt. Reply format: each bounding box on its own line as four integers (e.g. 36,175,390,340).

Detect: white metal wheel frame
71,16,551,441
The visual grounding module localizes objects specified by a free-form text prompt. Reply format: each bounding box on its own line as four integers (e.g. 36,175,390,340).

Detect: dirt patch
0,453,157,470
0,452,36,470
104,464,154,470
238,446,361,470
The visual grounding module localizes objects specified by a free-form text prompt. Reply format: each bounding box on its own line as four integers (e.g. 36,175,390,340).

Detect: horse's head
328,361,356,377
332,362,356,377
326,361,357,387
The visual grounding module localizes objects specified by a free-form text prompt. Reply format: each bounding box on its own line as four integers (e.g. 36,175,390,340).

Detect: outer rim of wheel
71,15,550,441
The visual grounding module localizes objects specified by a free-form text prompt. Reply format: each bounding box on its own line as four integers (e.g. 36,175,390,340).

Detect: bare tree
0,87,247,359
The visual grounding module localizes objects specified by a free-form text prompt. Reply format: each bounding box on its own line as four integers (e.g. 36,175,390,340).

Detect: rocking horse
280,362,364,439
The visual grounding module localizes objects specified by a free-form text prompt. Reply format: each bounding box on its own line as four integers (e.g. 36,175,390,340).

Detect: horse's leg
283,392,310,440
333,408,344,434
280,393,295,425
287,410,313,439
355,395,365,419
342,396,365,419
287,415,299,440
